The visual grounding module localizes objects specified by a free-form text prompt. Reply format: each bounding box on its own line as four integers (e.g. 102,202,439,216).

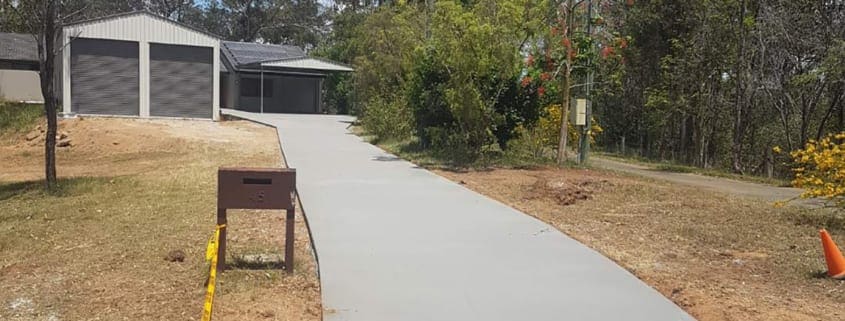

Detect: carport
219,40,352,114
251,58,353,114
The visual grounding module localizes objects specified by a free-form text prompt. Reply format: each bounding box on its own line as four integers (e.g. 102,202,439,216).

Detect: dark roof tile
221,41,305,68
0,32,38,62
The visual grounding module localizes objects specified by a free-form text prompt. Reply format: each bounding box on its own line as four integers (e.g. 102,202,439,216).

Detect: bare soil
0,117,320,321
436,167,845,321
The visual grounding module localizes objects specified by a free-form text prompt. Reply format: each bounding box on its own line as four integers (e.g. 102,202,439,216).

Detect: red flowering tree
522,0,628,163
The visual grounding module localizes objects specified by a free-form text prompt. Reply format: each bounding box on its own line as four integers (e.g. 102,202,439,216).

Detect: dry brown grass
0,117,320,321
436,167,845,321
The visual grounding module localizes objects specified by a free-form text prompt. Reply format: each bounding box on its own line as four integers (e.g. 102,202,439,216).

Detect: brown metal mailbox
216,167,297,272
218,167,296,210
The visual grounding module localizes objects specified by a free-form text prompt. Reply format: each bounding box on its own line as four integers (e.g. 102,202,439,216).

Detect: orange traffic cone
820,229,845,279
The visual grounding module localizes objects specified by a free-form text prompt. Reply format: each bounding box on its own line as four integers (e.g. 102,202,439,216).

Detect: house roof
0,32,38,62
220,41,305,69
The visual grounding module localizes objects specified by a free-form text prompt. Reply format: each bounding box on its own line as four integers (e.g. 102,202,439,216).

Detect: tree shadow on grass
0,177,114,201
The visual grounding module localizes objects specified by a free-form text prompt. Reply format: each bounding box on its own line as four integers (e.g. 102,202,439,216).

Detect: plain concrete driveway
222,109,694,321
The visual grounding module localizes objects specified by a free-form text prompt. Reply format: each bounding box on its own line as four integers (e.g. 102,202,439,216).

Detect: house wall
0,70,43,103
62,13,220,120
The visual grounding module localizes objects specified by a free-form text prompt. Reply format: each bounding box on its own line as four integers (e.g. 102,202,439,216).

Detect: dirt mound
527,177,610,206
21,124,72,147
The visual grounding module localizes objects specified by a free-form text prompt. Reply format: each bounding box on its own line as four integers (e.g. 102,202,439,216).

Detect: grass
0,118,320,321
0,101,43,136
0,176,108,201
354,126,567,171
598,152,793,187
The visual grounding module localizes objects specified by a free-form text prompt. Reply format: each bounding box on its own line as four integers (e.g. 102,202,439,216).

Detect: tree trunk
37,0,59,190
839,97,844,132
556,0,575,165
731,0,747,174
557,65,571,164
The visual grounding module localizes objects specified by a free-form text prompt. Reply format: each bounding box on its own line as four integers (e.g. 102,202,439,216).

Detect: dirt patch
0,117,320,321
435,167,845,321
527,176,610,205
0,117,280,182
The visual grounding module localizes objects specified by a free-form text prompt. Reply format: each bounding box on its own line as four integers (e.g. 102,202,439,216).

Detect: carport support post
285,209,295,272
260,65,264,114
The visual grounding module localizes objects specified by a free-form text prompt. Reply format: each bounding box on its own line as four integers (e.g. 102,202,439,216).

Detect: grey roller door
267,76,319,114
150,43,213,118
71,38,139,115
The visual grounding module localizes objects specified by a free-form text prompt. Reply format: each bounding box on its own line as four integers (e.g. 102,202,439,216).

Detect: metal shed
61,11,220,120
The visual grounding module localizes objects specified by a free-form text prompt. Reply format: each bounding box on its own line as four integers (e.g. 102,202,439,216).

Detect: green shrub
504,125,552,162
361,95,413,142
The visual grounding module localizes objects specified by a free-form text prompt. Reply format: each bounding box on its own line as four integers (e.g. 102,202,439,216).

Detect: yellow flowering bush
537,104,603,148
790,132,845,207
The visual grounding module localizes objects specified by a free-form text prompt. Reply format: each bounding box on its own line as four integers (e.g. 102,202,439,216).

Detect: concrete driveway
222,109,694,321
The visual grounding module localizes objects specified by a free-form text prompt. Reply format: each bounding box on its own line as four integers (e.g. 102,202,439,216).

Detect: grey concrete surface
591,157,821,207
222,109,695,321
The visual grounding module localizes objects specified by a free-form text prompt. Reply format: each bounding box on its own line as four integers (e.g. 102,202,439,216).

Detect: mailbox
216,167,297,272
218,168,295,210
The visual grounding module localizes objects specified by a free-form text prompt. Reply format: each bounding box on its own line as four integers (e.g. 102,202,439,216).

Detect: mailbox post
217,167,297,272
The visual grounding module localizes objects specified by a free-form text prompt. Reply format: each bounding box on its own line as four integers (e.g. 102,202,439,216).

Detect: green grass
597,152,793,187
354,126,566,170
0,101,43,135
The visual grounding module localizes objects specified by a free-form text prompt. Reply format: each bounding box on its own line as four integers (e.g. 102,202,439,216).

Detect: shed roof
0,33,38,62
65,10,221,40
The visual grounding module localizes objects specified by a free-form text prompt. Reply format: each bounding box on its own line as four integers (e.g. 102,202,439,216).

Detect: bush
407,47,453,147
486,75,541,150
790,132,845,208
360,95,413,142
537,104,603,150
505,125,551,162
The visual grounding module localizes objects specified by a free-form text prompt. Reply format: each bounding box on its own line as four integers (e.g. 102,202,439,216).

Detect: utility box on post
217,167,297,272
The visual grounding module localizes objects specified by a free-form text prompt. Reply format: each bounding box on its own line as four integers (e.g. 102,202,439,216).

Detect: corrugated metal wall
64,14,218,48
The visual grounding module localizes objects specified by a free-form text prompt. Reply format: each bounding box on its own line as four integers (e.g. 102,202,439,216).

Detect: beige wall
0,70,43,103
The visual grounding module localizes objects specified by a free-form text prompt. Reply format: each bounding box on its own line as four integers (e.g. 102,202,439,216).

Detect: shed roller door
71,38,139,116
150,43,213,119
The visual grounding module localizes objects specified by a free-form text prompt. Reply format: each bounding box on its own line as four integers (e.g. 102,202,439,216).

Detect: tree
136,0,198,21
5,0,72,189
524,0,624,164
